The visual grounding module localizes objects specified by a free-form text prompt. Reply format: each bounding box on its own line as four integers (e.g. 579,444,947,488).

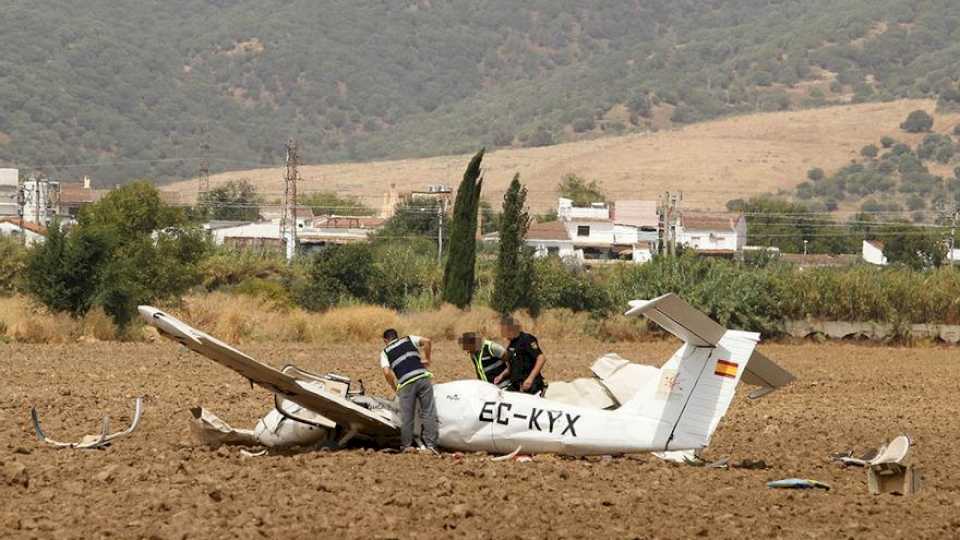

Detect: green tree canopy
442,149,484,308
199,179,261,222
25,182,209,326
492,174,535,315
901,110,934,133
558,173,606,207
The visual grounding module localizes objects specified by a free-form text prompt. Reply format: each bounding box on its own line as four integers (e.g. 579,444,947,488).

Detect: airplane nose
137,305,157,323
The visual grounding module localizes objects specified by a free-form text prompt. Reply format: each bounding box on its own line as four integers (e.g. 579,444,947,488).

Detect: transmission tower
280,139,300,262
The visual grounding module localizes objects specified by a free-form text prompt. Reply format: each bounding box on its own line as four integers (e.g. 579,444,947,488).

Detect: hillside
166,100,960,212
3,1,960,185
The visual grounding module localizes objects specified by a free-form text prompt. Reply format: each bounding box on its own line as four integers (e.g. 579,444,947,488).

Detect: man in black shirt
499,316,547,395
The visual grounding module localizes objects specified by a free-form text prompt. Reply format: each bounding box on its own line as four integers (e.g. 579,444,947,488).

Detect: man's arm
522,352,546,391
418,337,432,367
491,343,510,384
383,367,398,392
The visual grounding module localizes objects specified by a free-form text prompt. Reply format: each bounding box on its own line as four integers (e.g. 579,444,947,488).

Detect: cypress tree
441,149,485,308
492,173,535,314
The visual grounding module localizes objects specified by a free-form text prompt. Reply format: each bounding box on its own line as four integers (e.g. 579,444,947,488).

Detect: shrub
880,136,896,148
861,144,879,158
807,168,825,182
0,236,27,295
900,110,934,133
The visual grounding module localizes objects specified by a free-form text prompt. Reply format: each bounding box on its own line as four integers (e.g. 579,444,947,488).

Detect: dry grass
0,292,653,345
0,296,120,343
164,99,960,212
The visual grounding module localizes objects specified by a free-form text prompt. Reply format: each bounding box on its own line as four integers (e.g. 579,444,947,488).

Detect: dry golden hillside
166,99,960,213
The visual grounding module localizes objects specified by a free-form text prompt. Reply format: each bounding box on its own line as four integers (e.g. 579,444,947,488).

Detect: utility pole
198,131,210,208
437,198,445,264
659,191,682,256
280,139,300,263
951,208,959,264
16,178,25,246
34,176,41,226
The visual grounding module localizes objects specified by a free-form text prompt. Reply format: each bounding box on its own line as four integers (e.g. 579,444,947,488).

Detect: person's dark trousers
398,377,439,449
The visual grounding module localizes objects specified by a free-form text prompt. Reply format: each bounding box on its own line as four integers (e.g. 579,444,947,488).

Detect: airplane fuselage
433,380,672,456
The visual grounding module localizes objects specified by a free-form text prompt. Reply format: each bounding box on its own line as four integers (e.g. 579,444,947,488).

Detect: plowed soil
2,339,959,539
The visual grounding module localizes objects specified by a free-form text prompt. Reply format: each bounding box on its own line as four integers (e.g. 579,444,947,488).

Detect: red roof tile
525,221,570,241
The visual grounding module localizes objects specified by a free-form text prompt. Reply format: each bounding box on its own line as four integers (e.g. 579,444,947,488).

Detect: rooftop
612,200,659,229
525,220,571,242
0,218,48,236
683,213,741,231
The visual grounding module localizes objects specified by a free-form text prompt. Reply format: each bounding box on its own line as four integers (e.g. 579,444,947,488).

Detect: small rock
95,464,118,482
12,447,31,455
2,461,29,488
208,488,223,502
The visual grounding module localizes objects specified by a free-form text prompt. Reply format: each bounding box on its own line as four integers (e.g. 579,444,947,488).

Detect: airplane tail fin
619,294,794,451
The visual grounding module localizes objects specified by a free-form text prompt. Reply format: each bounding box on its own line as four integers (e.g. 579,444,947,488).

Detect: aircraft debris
139,293,795,457
30,397,143,450
766,478,831,490
490,446,523,462
831,434,911,468
832,435,920,495
239,449,268,458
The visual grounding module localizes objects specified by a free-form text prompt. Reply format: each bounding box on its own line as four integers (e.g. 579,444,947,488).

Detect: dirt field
2,338,959,539
164,99,960,212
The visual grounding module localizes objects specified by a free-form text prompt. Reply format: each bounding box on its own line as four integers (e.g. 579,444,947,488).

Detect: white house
0,218,47,245
300,216,386,250
527,198,659,263
862,240,888,266
210,215,385,253
678,214,747,255
0,169,17,217
525,221,578,259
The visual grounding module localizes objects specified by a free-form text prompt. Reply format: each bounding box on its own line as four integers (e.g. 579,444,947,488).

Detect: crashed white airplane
139,293,794,456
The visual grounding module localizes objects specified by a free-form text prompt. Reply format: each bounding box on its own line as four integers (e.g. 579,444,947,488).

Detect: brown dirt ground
2,339,959,539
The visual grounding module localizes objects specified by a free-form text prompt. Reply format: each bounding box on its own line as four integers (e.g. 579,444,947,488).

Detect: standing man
499,316,547,395
380,329,439,453
458,332,510,390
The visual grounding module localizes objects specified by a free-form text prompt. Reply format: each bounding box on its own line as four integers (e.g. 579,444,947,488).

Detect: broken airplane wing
138,306,399,443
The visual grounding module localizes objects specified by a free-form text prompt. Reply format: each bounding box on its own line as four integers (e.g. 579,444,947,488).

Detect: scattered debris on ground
30,397,143,450
767,478,831,490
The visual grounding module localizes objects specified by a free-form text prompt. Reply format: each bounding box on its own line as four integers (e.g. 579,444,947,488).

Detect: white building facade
862,240,888,266
678,214,747,254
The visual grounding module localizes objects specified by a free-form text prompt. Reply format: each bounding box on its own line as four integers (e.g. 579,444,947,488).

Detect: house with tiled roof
0,218,47,245
678,213,747,255
524,198,659,263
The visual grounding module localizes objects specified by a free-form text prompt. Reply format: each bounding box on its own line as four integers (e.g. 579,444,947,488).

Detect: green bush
23,183,209,326
532,257,613,314
0,236,27,295
901,110,934,133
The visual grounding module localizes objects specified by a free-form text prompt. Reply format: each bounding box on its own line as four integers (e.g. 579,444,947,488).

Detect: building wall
564,220,615,245
528,240,578,259
680,228,739,251
0,222,45,245
862,241,888,266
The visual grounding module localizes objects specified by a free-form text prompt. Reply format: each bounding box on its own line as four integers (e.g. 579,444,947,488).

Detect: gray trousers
398,377,439,449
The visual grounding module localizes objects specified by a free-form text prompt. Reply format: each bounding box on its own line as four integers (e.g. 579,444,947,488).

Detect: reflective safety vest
383,337,431,390
473,340,508,388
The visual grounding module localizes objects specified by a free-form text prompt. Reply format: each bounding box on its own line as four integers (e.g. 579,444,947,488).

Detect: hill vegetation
4,1,960,185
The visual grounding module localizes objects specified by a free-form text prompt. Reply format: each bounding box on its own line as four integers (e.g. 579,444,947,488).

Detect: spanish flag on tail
714,359,739,378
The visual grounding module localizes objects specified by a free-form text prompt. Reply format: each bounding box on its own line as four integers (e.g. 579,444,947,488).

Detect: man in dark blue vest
380,328,439,452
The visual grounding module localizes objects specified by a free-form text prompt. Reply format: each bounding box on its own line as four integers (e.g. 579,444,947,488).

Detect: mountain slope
2,1,960,184
165,99,960,212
